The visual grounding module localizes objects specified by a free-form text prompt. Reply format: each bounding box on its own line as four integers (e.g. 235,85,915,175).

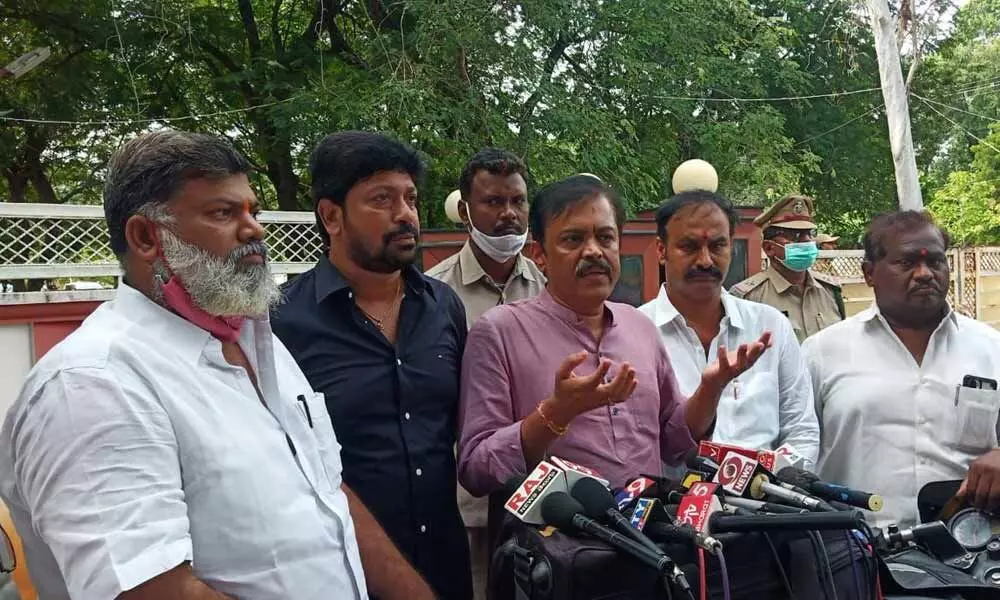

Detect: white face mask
468,221,528,263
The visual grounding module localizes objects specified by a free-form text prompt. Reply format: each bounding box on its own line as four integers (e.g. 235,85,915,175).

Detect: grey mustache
229,241,269,262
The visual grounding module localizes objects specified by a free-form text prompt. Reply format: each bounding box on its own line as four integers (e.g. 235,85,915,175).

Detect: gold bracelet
536,402,569,436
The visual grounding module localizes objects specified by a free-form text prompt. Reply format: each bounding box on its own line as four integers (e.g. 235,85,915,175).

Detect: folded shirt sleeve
10,367,193,599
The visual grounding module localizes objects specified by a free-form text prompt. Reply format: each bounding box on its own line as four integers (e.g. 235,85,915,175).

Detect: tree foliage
928,124,1000,245
0,0,996,243
911,0,1000,244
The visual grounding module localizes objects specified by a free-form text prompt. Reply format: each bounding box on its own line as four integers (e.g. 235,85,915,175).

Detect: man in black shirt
272,131,472,599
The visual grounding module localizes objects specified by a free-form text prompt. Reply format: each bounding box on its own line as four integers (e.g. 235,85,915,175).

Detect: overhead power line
917,96,1000,155
0,95,302,126
0,86,886,127
912,93,1000,124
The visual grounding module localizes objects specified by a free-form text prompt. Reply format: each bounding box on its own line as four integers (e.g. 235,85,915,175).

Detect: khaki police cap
816,233,839,244
753,194,816,230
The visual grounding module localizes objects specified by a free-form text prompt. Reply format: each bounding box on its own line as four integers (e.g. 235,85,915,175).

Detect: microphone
711,450,765,498
686,453,720,478
499,474,527,499
775,467,884,512
504,459,568,524
541,492,693,594
691,451,835,514
749,474,836,512
675,481,726,534
698,440,804,474
615,476,659,511
638,498,723,555
722,496,809,515
773,443,808,469
630,497,660,530
699,448,836,512
550,455,611,488
707,509,867,534
680,469,711,490
571,477,662,555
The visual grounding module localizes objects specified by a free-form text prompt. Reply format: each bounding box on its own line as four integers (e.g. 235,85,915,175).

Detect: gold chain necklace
358,277,403,334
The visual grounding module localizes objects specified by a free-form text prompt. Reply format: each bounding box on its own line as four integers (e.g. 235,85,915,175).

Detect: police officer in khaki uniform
730,195,845,342
816,233,840,250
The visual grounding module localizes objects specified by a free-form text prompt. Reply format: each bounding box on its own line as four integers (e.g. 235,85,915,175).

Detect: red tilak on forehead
701,232,709,242
919,248,928,257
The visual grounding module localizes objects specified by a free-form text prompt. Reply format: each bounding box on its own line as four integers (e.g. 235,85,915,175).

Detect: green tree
928,124,1000,244
3,0,994,244
912,0,1000,199
0,0,139,203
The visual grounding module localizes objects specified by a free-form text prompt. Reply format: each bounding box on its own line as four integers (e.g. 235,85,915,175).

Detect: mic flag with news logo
774,443,807,469
698,440,804,474
506,456,611,525
630,497,657,531
504,460,568,525
615,476,656,511
676,481,722,533
550,456,610,489
713,452,759,497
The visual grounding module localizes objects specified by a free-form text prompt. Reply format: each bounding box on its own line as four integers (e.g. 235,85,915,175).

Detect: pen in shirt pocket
297,394,314,428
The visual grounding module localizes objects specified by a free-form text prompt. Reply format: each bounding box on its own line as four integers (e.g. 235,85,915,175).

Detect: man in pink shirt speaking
457,174,772,495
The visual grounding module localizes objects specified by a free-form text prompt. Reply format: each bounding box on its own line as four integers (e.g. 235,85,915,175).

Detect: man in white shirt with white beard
804,210,1000,528
0,130,434,600
639,187,819,467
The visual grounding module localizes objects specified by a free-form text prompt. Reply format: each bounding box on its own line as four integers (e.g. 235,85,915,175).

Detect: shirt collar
650,284,743,330
314,253,428,304
720,291,745,330
458,241,538,287
538,287,617,329
766,267,821,294
650,284,680,327
113,282,258,365
458,242,487,286
860,298,957,328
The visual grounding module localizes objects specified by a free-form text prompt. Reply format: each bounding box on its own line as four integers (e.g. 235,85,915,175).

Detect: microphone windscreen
541,492,584,530
571,477,616,518
499,474,526,500
775,466,818,489
686,452,719,475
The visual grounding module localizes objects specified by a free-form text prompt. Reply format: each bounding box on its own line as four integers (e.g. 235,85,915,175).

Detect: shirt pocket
608,367,661,461
780,310,806,341
815,311,831,332
304,391,344,487
725,372,778,443
952,386,1000,453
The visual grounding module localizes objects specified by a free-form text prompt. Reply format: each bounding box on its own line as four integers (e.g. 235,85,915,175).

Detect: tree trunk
29,165,58,204
269,144,301,211
259,129,300,211
868,0,923,210
4,170,29,203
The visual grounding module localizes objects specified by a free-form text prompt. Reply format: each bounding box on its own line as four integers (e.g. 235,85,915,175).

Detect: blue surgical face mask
777,241,819,272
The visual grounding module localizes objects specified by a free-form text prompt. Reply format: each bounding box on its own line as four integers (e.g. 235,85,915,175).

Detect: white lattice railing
0,203,322,280
3,203,999,324
811,247,1000,322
